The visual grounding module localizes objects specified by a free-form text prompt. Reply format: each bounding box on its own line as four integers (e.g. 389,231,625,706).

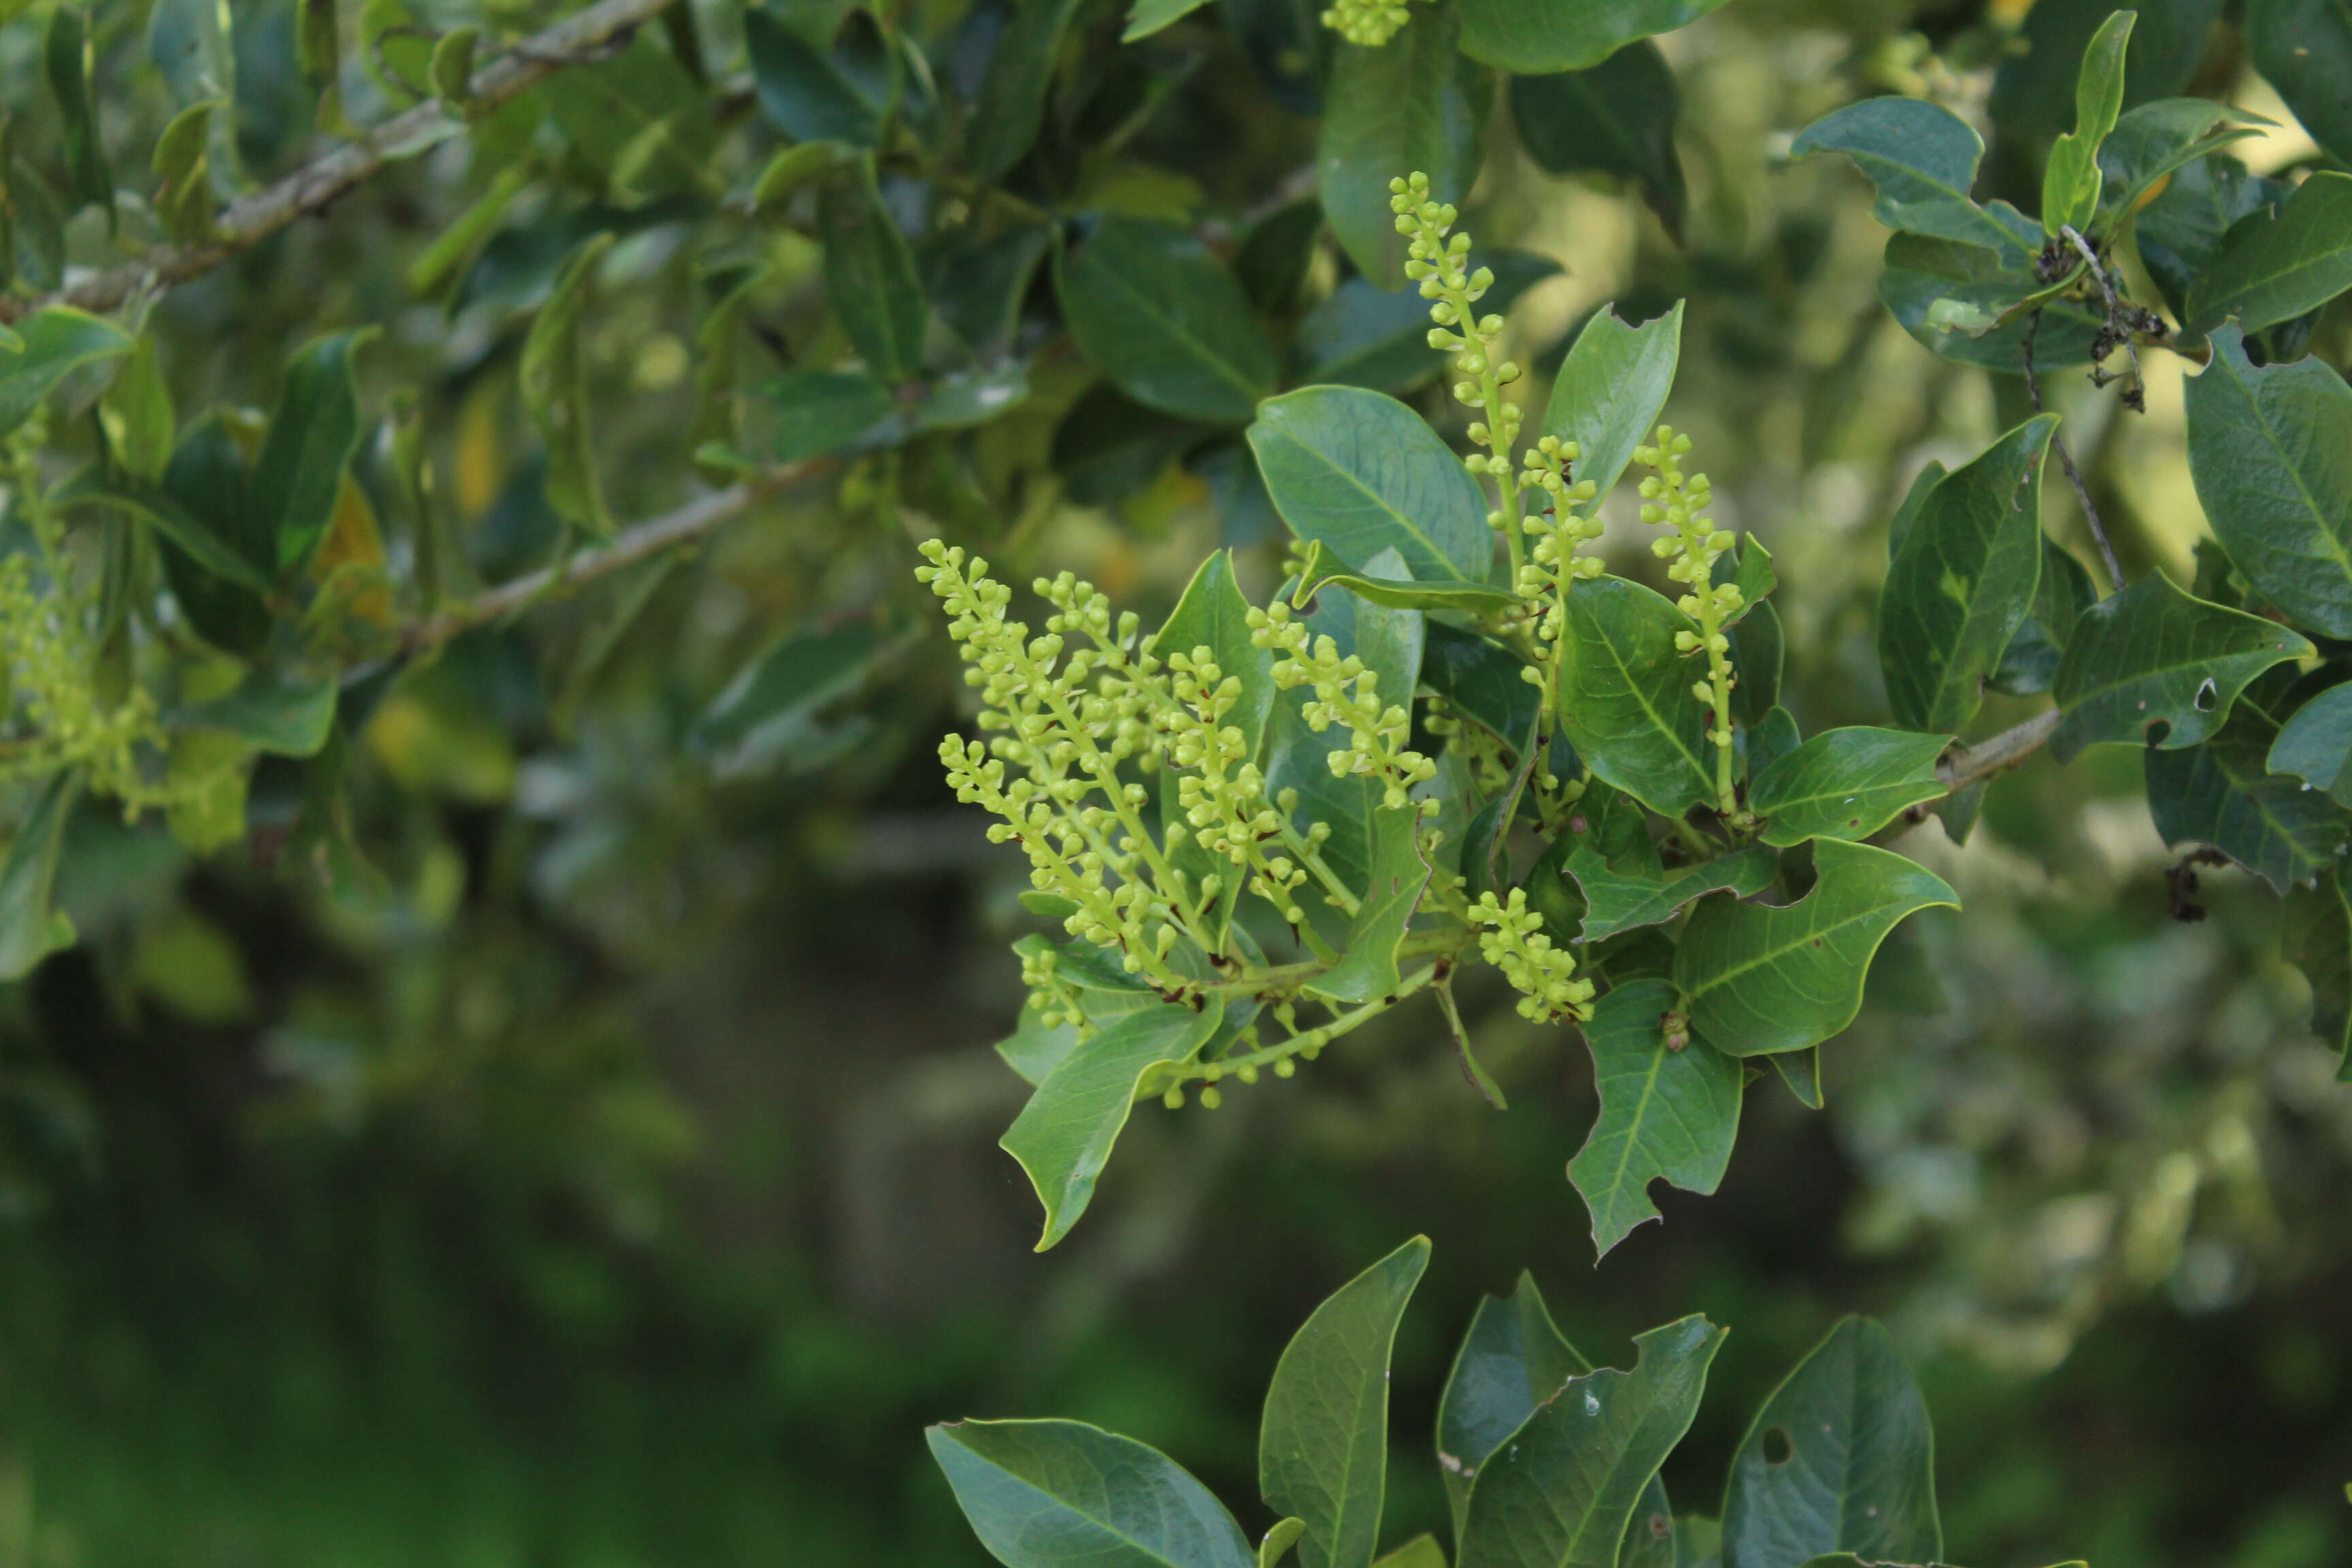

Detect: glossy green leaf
1456,1314,1725,1568
1674,839,1958,1058
0,308,133,440
1296,541,1520,618
1060,217,1277,424
1320,0,1484,284
1878,416,2055,734
1993,538,2098,698
0,772,80,982
2249,0,2352,167
180,670,338,757
1370,1537,1446,1568
1721,1318,1942,1568
1511,43,1685,240
760,371,896,463
1260,1518,1309,1568
1000,997,1227,1250
1771,1048,1824,1110
1460,0,1734,74
1260,1236,1430,1568
1251,387,1493,582
2040,9,2134,239
1422,624,1541,746
1569,978,1743,1257
2183,325,2352,637
2268,682,2352,808
45,4,112,226
259,331,372,570
1436,1275,1585,1529
970,0,1088,178
929,1419,1254,1568
820,159,928,385
522,235,616,536
1752,728,1952,847
2136,155,2293,320
2095,99,2269,223
2183,172,2352,343
1792,99,2020,254
745,7,883,147
1125,0,1216,38
1563,847,1774,943
151,99,221,244
1542,303,1683,503
2146,695,2349,895
1748,706,1802,780
1878,231,2107,370
1556,576,1714,819
2049,570,2310,761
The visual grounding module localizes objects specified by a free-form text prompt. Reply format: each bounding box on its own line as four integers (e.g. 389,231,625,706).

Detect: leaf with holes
1568,978,1744,1258
1673,840,1957,1058
1751,728,1951,847
1543,302,1684,503
2146,693,2350,895
1260,1237,1429,1568
2050,570,2310,762
1792,98,2023,255
2183,325,2352,638
1721,1318,1942,1568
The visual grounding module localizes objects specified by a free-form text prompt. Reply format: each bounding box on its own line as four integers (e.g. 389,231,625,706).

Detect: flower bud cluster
1391,174,1522,512
1247,600,1437,814
1320,0,1424,47
1017,942,1090,1032
1470,887,1595,1023
1162,647,1314,924
1635,427,1742,764
1515,434,1606,644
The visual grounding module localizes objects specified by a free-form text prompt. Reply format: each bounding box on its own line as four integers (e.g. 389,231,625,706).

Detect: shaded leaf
745,7,884,146
1309,798,1433,1004
1000,998,1228,1250
0,774,80,981
1422,623,1541,746
1720,1318,1942,1568
2050,570,2310,761
180,671,338,757
1320,0,1484,284
2095,98,2269,224
2283,869,2352,1075
1673,839,1957,1058
1569,977,1742,1256
2249,0,2352,167
44,3,112,226
2184,172,2352,344
929,1419,1254,1568
0,308,133,440
693,618,904,779
1299,255,1559,394
1460,0,1734,74
1563,846,1775,944
1260,1236,1431,1568
820,159,928,384
2268,681,2352,807
2146,696,2349,894
760,371,897,463
1792,99,2019,253
1511,44,1684,240
970,0,1088,179
259,331,372,570
1877,233,2105,370
522,235,617,535
1752,729,1952,847
1060,216,1277,424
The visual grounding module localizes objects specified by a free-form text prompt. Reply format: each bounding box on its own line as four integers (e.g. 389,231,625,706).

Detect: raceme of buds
1320,0,1426,48
1248,600,1438,815
1470,888,1595,1024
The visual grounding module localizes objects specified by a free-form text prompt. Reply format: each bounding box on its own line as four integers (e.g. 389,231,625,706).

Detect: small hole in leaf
1648,1514,1671,1539
2194,677,2219,712
1763,1427,1794,1465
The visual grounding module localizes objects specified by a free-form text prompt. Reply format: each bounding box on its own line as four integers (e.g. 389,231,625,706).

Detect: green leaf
45,3,112,227
1456,1315,1725,1568
1563,846,1775,944
1299,257,1561,395
1729,600,1783,728
2183,172,2352,343
101,334,175,484
1511,42,1685,240
1000,997,1228,1250
1748,706,1802,779
1436,1274,1586,1534
541,32,719,201
2249,0,2352,167
151,99,222,244
1126,0,1215,39
1422,623,1541,746
1771,1048,1825,1109
760,371,897,463
1752,728,1952,847
1260,1518,1309,1568
970,0,1088,178
929,1419,1254,1568
297,0,339,91
1877,416,2055,734
692,618,904,779
1568,977,1743,1257
0,308,133,440
1673,839,1958,1058
1459,0,1734,74
1319,0,1484,284
258,331,372,570
1260,1236,1431,1568
2095,99,2269,223
2136,154,2293,320
1251,387,1494,583
1542,303,1683,503
0,773,80,982
2183,324,2352,637
2048,570,2310,761
2040,9,2134,238
745,7,883,147
2146,695,2349,894
1993,538,2098,698
1309,801,1433,1004
522,235,617,536
1720,1318,1942,1568
1060,216,1277,424
2268,681,2352,807
55,471,272,598
1371,1538,1447,1568
180,670,338,757
1791,99,2021,254
1878,232,2108,370
1295,541,1520,618
819,159,929,385
1556,576,1714,819
2283,870,2352,1075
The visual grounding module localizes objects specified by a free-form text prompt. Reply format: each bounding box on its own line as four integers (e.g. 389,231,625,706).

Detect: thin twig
2059,223,2147,403
0,0,685,324
2022,308,2125,593
1937,708,2063,794
395,460,821,655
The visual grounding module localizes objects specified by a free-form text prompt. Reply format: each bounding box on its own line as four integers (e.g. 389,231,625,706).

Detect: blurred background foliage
0,0,2346,1564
